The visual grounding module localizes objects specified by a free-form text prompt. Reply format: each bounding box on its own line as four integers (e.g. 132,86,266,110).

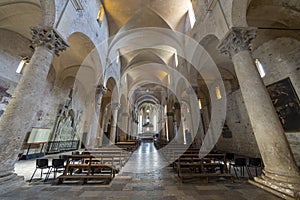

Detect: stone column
131,120,138,139
127,117,132,140
110,103,120,144
0,26,68,192
174,102,184,144
95,85,107,114
186,88,202,147
130,121,134,139
218,27,300,199
86,85,106,148
166,111,175,141
120,113,129,141
94,85,106,147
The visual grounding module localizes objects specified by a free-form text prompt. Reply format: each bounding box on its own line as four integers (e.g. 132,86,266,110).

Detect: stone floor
0,142,281,200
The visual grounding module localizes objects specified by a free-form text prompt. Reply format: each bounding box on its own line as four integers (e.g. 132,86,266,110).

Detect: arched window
255,59,266,78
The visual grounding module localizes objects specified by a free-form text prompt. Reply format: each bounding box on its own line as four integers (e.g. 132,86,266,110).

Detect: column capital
217,27,257,57
111,103,121,110
95,85,106,111
30,26,69,56
96,85,107,95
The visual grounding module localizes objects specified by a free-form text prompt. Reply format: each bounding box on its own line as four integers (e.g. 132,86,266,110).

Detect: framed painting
266,77,300,132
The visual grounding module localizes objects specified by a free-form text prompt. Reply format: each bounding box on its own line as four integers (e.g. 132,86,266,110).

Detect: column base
249,177,300,200
0,173,24,195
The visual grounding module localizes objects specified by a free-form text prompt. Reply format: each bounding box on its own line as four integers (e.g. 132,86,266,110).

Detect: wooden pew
58,155,116,184
115,141,138,151
82,150,130,167
176,153,233,183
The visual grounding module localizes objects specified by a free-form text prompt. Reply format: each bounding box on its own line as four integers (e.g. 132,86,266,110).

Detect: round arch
104,76,120,103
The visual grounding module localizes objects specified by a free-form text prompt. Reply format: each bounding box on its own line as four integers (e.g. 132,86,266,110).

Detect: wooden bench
58,155,116,184
126,140,140,147
162,147,200,161
176,153,233,183
173,157,210,172
115,141,139,151
82,150,130,167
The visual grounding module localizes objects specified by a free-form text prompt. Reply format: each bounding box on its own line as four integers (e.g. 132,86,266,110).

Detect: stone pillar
130,121,135,139
166,111,175,141
0,26,68,192
95,85,107,147
120,113,129,141
86,85,106,149
174,102,184,144
186,88,202,147
127,117,132,140
218,27,300,199
131,120,138,139
110,103,120,144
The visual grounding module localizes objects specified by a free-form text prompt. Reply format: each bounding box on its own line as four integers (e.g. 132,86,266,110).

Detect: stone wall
253,37,300,165
0,29,32,89
0,29,33,118
31,0,110,147
0,0,111,150
216,89,261,158
53,0,110,145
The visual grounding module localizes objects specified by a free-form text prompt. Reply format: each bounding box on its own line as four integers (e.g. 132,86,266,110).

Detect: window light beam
255,59,266,78
188,3,196,29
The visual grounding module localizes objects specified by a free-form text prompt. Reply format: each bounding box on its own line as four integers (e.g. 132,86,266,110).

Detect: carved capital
217,27,257,57
96,85,107,95
111,103,121,110
30,26,69,56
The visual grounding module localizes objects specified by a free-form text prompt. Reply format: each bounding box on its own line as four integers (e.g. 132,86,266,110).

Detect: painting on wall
266,77,300,132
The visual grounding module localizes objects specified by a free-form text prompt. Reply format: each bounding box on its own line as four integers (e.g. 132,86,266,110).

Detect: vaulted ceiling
0,0,41,39
103,0,193,109
103,0,191,35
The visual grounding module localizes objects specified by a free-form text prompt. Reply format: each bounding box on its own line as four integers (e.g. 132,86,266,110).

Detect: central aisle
120,141,169,173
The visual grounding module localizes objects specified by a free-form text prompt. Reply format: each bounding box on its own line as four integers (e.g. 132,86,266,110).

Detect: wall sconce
198,99,202,109
174,52,178,67
215,85,222,100
188,1,196,28
97,4,105,23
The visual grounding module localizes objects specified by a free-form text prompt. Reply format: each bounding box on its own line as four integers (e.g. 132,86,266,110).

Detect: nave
0,1,299,199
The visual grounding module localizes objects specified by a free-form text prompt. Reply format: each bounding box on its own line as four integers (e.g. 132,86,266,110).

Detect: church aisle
120,141,169,173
